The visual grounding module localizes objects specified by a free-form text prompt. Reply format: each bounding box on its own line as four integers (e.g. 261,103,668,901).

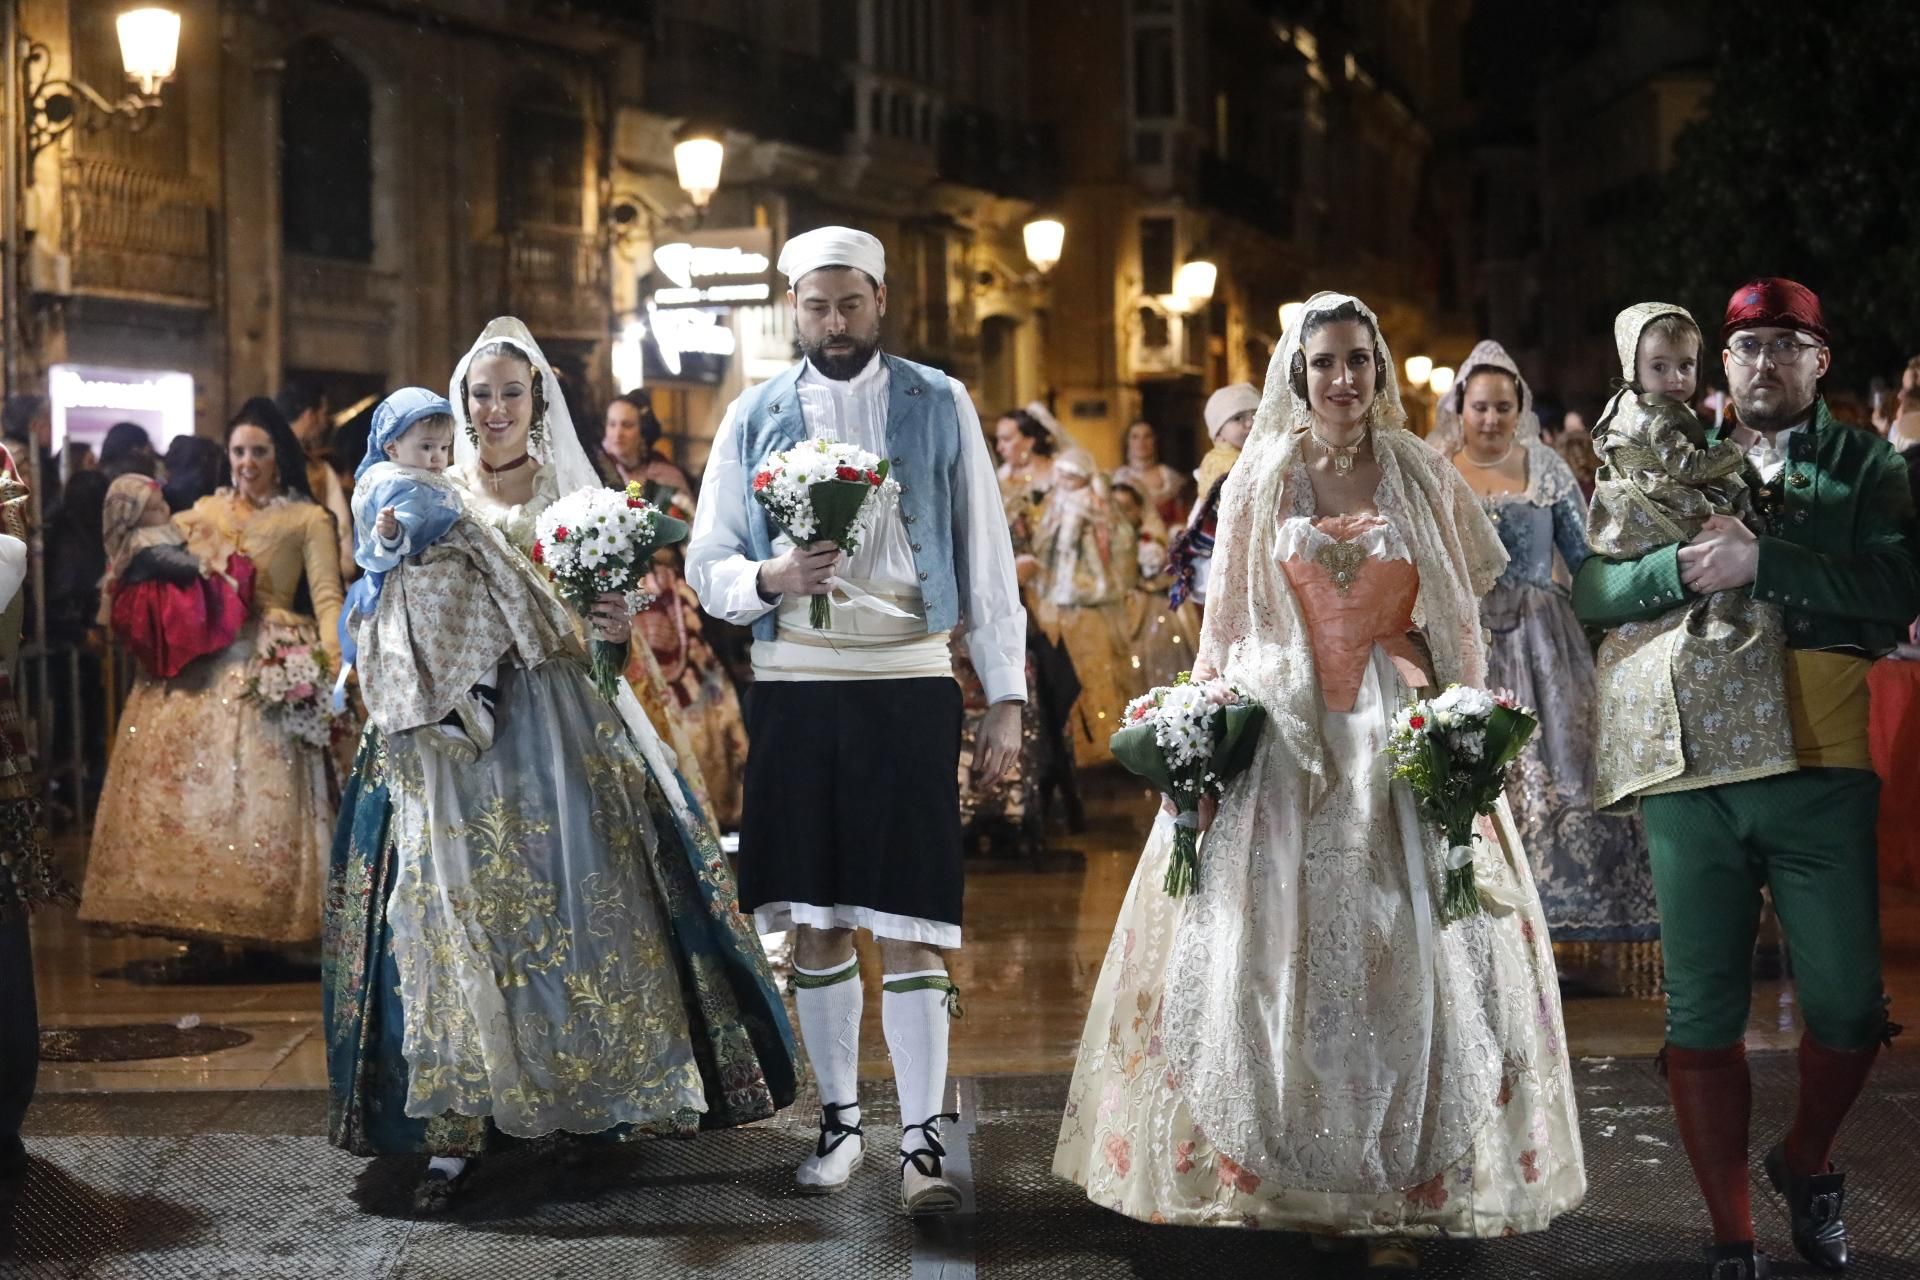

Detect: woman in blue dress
1435,340,1659,995
324,318,799,1212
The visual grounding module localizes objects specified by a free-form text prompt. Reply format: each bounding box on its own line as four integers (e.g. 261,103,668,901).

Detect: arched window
503,77,585,231
280,39,374,261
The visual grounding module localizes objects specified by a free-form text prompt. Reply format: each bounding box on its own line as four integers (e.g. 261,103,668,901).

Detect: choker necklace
1458,442,1517,469
479,453,531,475
1311,427,1367,475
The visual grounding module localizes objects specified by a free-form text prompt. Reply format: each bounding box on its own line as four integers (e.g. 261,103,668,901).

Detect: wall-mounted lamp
1022,218,1065,275
1167,258,1217,314
22,6,181,181
672,134,725,213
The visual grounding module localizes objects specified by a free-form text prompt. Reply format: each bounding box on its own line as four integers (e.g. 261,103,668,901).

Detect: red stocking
1786,1033,1879,1176
1664,1042,1754,1246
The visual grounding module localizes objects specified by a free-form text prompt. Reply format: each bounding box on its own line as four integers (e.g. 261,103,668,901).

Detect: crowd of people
0,219,1914,1280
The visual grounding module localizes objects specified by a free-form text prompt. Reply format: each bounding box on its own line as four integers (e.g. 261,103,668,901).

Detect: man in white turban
687,225,1027,1214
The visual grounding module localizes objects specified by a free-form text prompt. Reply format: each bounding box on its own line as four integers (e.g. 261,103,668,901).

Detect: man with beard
686,226,1025,1215
1575,278,1920,1280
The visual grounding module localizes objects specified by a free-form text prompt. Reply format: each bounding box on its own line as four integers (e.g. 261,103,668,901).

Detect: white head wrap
777,226,886,286
449,316,702,837
1427,338,1541,456
1203,383,1261,440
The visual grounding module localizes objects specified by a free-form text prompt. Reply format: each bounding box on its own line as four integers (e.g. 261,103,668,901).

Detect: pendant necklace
1311,427,1367,475
479,453,531,475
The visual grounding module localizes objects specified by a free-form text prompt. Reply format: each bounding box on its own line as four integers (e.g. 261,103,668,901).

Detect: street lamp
1022,218,1064,275
116,7,180,95
1170,258,1217,313
672,134,725,213
21,5,181,179
1427,365,1456,398
1404,354,1433,388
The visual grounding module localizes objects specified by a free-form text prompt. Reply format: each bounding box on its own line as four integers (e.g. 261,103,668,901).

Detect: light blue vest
734,354,962,642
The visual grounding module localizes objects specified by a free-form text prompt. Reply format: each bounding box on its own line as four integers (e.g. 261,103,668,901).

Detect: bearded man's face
792,267,886,380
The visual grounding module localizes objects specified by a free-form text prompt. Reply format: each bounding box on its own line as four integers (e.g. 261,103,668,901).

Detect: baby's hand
376,507,399,541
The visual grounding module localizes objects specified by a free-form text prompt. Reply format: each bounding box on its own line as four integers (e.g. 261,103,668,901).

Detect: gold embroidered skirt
81,617,332,946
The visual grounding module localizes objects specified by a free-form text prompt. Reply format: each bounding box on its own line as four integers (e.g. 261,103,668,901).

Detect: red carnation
835,465,860,481
554,525,570,542
865,469,880,485
1408,714,1425,730
752,471,773,491
532,541,545,564
627,497,644,509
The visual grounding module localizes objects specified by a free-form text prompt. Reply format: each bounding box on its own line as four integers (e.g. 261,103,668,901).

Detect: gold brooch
1315,539,1366,593
1788,472,1810,488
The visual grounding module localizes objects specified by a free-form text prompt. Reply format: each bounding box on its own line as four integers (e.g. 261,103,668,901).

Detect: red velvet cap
1722,277,1828,343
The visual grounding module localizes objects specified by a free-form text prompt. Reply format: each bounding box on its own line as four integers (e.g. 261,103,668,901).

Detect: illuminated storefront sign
49,363,196,454
646,228,775,309
629,227,779,384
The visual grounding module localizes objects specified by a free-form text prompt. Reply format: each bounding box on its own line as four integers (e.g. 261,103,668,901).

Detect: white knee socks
793,955,864,1125
882,968,959,1155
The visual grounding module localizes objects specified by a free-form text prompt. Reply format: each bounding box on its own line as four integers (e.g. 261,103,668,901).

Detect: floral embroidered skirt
1486,583,1656,944
80,617,332,946
324,657,801,1154
1054,650,1585,1237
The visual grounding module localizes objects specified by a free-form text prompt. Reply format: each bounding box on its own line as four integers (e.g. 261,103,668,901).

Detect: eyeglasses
1727,334,1824,367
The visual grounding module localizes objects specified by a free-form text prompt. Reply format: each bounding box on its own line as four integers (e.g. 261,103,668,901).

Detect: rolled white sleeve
685,400,779,625
949,380,1028,704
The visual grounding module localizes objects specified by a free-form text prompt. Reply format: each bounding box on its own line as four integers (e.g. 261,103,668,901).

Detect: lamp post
3,5,181,832
1020,217,1065,411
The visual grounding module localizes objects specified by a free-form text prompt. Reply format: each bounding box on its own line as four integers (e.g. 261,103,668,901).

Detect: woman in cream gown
82,399,344,949
324,319,798,1211
1054,294,1583,1265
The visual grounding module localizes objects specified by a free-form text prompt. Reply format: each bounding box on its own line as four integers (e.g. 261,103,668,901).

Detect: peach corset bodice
1276,512,1426,712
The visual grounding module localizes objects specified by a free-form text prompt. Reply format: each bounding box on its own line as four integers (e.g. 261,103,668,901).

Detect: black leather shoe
411,1163,470,1216
1705,1242,1770,1279
1765,1141,1849,1270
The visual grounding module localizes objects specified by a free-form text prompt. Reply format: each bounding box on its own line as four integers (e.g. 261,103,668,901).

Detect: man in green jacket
1574,278,1920,1280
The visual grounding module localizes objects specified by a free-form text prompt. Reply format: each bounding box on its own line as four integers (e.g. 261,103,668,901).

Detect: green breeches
1642,768,1887,1052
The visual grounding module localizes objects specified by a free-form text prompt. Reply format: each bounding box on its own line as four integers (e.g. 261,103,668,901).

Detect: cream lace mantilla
1161,292,1514,1195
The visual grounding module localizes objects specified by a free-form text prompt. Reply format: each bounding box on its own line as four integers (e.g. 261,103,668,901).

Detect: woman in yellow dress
81,399,345,952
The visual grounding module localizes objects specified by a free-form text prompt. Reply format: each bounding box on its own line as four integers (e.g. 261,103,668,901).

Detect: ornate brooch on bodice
1314,539,1366,593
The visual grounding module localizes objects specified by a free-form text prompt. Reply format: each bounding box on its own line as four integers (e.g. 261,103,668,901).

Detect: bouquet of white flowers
751,437,899,629
533,481,689,701
1109,673,1265,897
245,639,337,748
1386,684,1537,924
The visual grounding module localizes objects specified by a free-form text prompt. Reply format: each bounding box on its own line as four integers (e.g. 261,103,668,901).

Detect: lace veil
449,318,698,835
1426,338,1542,457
